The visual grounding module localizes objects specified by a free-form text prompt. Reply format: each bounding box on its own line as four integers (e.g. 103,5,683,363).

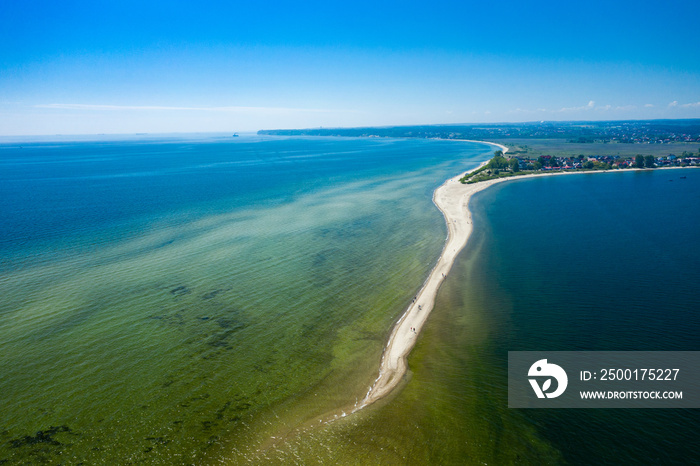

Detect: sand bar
357,142,508,408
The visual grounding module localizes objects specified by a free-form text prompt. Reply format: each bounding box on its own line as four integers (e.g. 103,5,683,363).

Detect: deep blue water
0,134,486,266
2,134,698,463
470,169,700,464
250,167,700,465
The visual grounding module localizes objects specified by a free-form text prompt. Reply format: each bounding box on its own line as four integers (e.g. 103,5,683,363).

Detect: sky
1,0,699,135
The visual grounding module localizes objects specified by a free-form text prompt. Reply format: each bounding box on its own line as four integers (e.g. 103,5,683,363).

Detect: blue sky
1,0,699,135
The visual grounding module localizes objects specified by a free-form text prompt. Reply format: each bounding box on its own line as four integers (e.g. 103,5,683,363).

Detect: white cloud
34,103,336,114
665,101,700,109
644,104,654,108
558,100,595,112
508,100,648,115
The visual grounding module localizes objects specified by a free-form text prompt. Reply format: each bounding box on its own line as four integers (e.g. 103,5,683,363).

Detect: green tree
487,155,509,170
644,155,655,168
537,156,546,167
509,158,520,172
533,161,542,170
635,155,645,168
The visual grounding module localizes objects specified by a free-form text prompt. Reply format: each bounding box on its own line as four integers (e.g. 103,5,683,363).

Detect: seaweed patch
215,401,232,420
10,425,72,448
145,437,170,444
178,393,210,408
170,285,190,297
148,309,186,326
201,289,228,300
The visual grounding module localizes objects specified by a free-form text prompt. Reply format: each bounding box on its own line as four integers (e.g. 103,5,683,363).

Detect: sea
0,134,698,464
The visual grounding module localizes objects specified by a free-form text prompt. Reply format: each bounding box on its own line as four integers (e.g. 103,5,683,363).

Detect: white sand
357,142,509,408
357,145,698,409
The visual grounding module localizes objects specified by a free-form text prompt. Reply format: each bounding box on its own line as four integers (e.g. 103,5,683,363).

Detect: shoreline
254,141,696,456
357,142,507,408
252,142,507,454
357,145,696,409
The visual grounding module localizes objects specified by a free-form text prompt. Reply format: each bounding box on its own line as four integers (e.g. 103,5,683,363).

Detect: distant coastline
252,126,700,411
257,119,700,145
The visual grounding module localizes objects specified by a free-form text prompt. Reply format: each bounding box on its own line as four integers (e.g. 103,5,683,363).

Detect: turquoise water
260,168,700,465
3,136,698,464
0,135,491,463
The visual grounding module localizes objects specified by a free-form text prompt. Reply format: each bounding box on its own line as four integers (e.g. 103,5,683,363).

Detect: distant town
260,120,700,184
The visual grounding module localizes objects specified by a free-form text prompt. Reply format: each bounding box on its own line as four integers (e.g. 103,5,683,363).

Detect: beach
359,142,509,407
259,160,700,464
358,143,698,408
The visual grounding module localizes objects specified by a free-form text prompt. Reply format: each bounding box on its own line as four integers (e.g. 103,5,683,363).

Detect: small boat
680,176,686,179
232,133,239,137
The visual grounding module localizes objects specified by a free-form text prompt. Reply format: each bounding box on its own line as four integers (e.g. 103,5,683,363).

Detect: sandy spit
357,142,508,408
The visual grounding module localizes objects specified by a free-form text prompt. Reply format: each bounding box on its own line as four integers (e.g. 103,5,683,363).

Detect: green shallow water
0,136,492,464
263,168,700,465
6,135,695,464
257,202,561,465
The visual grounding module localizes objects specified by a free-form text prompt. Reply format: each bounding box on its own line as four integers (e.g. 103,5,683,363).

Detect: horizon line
2,117,700,139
